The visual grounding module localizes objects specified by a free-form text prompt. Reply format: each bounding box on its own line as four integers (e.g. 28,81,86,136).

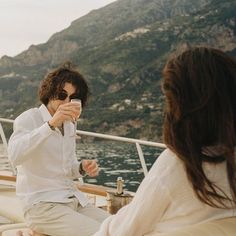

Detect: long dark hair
162,46,236,208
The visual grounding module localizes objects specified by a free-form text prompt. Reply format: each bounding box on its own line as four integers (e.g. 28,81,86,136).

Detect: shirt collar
39,104,52,122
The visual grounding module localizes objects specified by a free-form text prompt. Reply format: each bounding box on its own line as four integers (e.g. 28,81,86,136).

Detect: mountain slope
0,0,235,141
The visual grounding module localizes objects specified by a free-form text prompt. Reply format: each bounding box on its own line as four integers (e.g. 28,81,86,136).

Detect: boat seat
0,195,24,223
0,223,27,236
145,217,236,236
2,217,236,236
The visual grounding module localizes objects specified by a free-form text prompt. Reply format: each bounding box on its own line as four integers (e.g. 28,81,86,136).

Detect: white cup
71,98,82,105
70,99,82,122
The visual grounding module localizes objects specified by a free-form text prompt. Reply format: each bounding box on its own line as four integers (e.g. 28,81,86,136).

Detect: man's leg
77,204,110,223
24,201,102,236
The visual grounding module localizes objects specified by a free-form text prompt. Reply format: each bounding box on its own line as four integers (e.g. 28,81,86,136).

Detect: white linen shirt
8,104,88,212
94,149,236,236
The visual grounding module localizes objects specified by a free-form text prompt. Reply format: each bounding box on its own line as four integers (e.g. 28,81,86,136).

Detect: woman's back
94,46,236,236
153,149,235,233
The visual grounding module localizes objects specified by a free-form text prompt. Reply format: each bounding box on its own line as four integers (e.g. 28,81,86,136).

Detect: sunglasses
57,91,80,101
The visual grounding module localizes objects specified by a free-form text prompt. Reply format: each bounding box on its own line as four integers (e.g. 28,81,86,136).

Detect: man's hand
82,159,99,177
49,102,82,128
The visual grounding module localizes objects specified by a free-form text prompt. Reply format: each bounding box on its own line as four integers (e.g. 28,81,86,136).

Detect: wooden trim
0,174,115,196
0,174,16,182
77,183,115,197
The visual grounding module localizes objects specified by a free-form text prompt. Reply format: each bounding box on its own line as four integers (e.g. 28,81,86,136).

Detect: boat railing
0,117,166,177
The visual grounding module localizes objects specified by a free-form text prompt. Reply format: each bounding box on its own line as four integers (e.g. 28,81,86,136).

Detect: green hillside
0,0,235,141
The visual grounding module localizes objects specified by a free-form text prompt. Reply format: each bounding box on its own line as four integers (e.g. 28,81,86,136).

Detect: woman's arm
94,150,173,236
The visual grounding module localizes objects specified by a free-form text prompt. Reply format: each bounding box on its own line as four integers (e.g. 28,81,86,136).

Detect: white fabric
7,104,88,212
23,200,109,236
145,217,236,236
2,218,236,236
94,149,236,236
0,195,24,222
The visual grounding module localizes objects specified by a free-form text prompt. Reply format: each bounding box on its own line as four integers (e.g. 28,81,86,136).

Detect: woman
8,62,109,236
94,47,236,236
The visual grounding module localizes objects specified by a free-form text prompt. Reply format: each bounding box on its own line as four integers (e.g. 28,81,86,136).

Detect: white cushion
2,227,29,236
0,223,27,235
2,217,236,236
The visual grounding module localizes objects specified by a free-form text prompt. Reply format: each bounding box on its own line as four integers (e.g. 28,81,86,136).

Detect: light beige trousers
24,198,110,236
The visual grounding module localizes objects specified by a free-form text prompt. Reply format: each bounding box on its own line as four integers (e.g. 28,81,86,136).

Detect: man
8,62,109,236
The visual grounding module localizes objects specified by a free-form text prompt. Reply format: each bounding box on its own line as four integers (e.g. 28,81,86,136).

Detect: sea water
76,141,163,192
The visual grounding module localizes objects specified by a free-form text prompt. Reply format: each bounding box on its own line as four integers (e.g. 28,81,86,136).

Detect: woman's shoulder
155,148,182,168
148,148,185,181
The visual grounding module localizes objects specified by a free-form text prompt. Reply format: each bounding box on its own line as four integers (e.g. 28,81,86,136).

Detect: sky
0,0,116,58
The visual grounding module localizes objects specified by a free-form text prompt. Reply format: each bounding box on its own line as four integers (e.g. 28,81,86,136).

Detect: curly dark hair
162,46,236,208
38,61,89,107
